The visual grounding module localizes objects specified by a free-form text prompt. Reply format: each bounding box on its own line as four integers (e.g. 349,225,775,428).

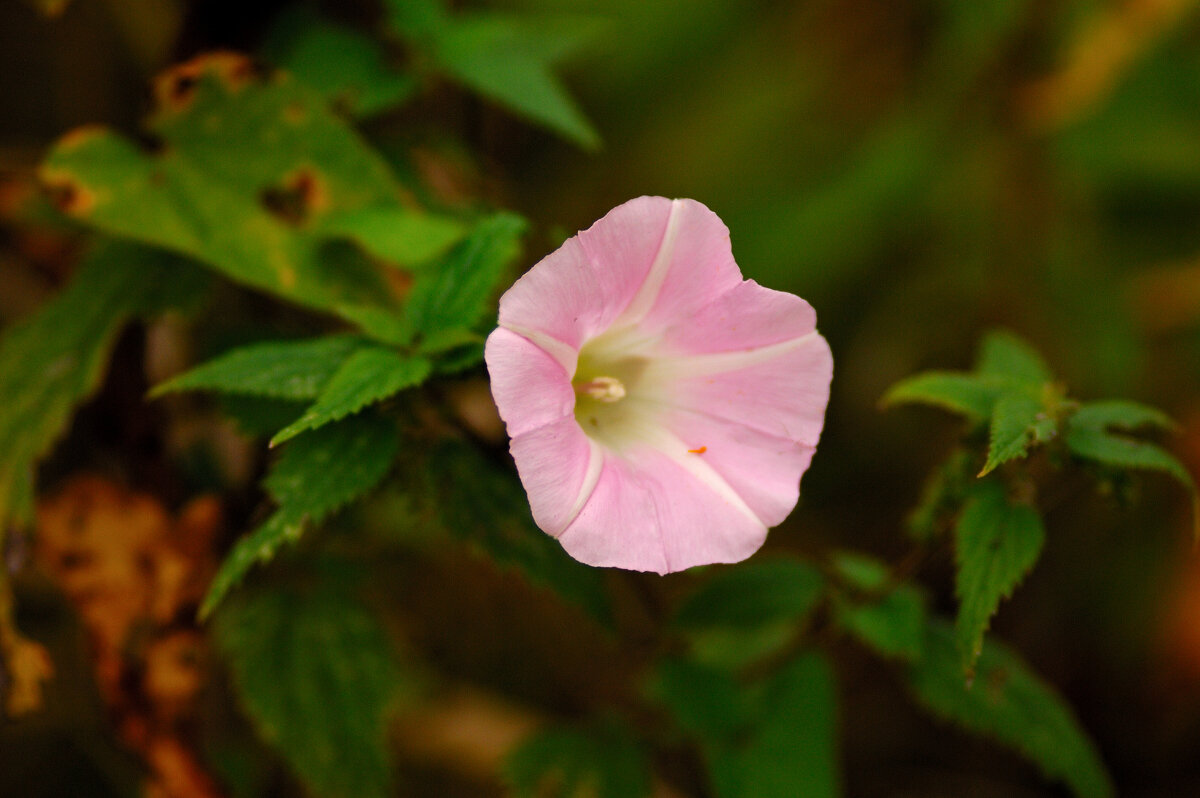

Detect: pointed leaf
263,414,401,516
404,212,526,350
646,658,752,742
674,558,824,631
40,55,407,323
954,480,1046,675
413,440,612,624
0,242,206,529
263,8,418,118
710,653,840,798
975,329,1053,385
152,335,364,400
1066,421,1194,489
882,371,1008,422
213,576,406,798
272,348,431,444
431,15,601,148
834,584,926,661
907,621,1114,798
980,391,1048,475
1071,400,1178,433
318,205,466,268
202,414,399,616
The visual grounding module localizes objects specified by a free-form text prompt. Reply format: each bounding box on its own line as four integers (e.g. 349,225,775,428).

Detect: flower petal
658,279,818,355
559,442,769,574
644,333,833,447
509,416,602,536
497,196,675,355
607,198,744,336
484,327,575,438
654,406,816,528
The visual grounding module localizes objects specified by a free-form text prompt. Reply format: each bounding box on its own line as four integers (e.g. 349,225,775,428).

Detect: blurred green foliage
3,0,1200,797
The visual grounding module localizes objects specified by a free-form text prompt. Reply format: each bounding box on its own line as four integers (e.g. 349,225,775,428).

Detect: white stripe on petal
634,424,764,527
558,438,606,536
612,199,684,329
644,332,818,381
503,323,580,376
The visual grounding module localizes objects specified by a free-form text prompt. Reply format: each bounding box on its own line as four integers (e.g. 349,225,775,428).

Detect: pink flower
484,197,833,574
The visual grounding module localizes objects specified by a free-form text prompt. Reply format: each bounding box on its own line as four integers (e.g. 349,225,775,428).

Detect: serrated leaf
264,414,401,515
202,414,399,616
881,371,1008,422
1066,420,1194,489
834,584,926,661
263,7,417,118
980,391,1047,475
674,558,824,631
40,55,409,325
504,718,651,798
907,449,975,541
906,620,1114,798
1072,400,1178,433
213,576,406,798
430,14,601,149
218,395,311,438
710,653,840,798
0,242,206,529
404,212,526,350
954,480,1046,675
153,335,364,400
318,205,466,268
975,329,1053,385
272,348,431,444
414,440,612,624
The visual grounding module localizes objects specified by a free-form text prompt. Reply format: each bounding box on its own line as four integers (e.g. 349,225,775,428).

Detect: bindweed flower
485,197,832,574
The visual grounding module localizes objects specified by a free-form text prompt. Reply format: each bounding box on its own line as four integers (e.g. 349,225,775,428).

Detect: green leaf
674,558,824,631
975,329,1053,386
263,7,418,118
318,205,467,267
954,480,1046,676
881,371,1008,422
710,653,840,798
412,440,612,624
218,395,310,437
1066,418,1194,489
383,0,447,40
430,14,601,149
213,575,406,798
263,414,401,515
646,658,752,742
152,335,365,401
504,717,651,798
40,55,408,324
833,584,926,661
980,391,1048,475
404,212,526,350
906,621,1114,798
201,414,399,617
906,449,975,541
272,348,431,444
0,241,205,529
829,550,891,591
1072,400,1178,433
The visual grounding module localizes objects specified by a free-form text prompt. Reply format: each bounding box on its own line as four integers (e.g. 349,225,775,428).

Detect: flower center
571,336,657,451
575,376,626,402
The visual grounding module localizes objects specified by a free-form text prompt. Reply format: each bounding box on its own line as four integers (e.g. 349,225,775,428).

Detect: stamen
576,376,626,402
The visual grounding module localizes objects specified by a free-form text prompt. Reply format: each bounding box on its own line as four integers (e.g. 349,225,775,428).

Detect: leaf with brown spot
40,53,420,327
